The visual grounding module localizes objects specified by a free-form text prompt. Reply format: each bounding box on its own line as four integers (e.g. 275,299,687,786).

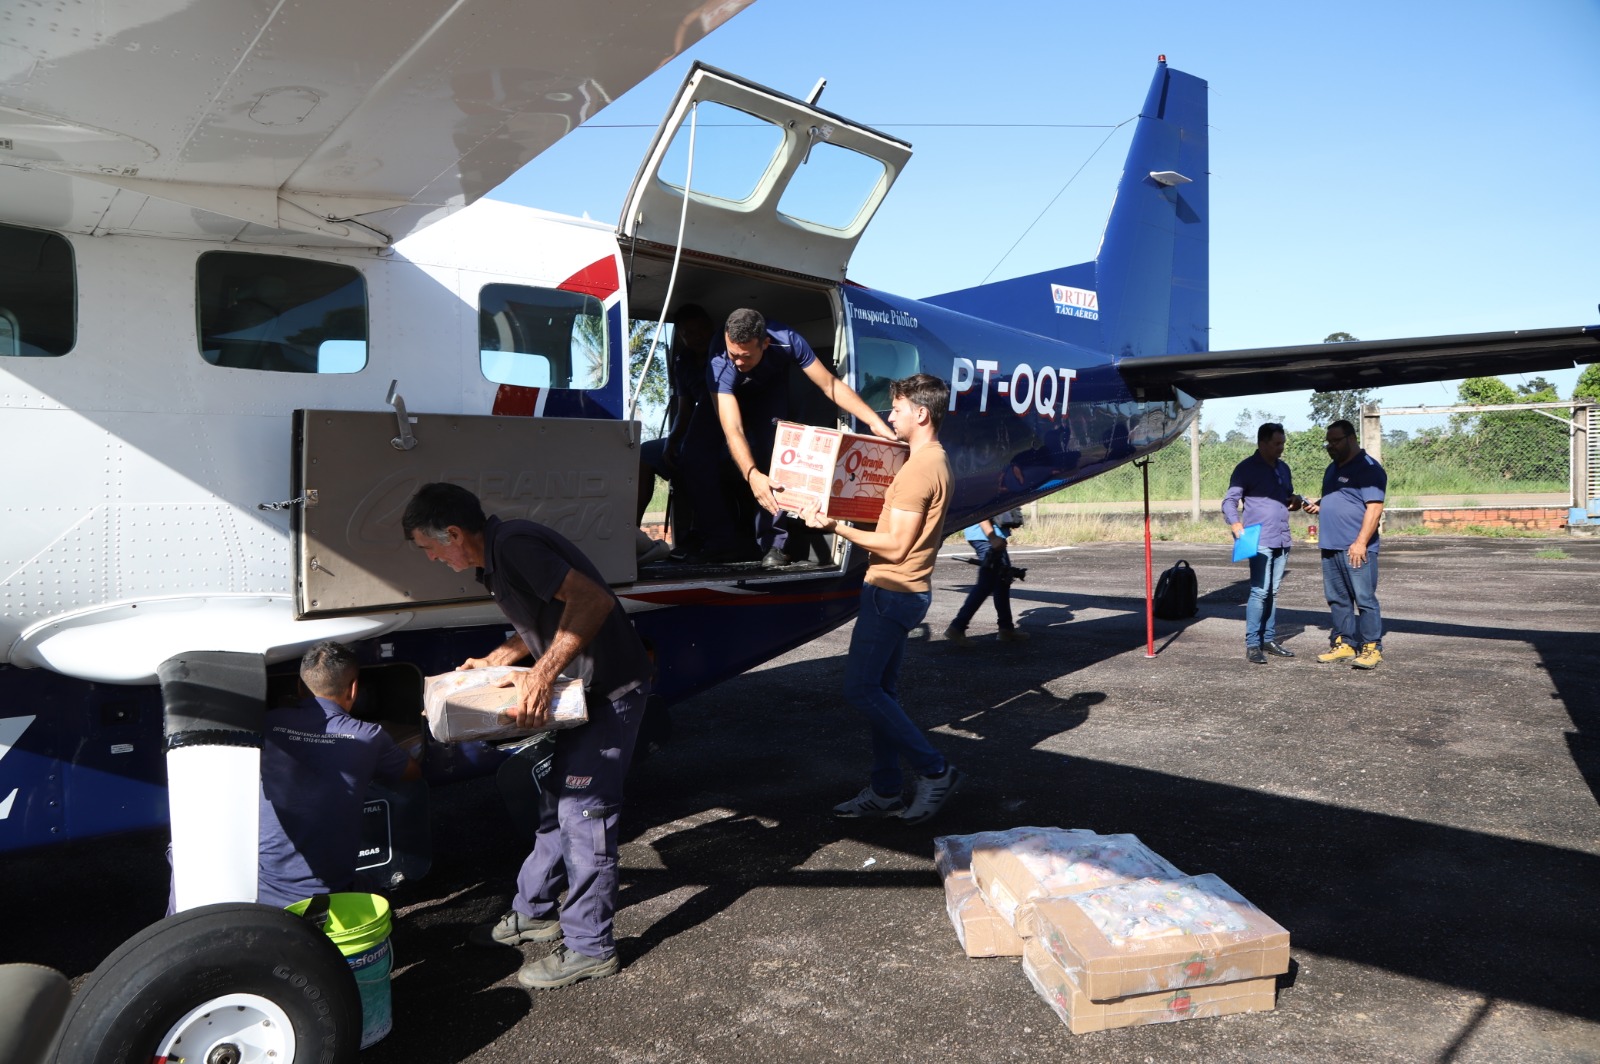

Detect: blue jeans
1321,548,1383,648
1244,547,1288,648
951,538,1015,631
844,583,944,797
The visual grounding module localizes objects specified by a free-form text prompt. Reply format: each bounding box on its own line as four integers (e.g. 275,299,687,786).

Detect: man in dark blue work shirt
1222,422,1304,664
403,482,652,990
681,308,893,568
256,641,420,908
1304,419,1387,669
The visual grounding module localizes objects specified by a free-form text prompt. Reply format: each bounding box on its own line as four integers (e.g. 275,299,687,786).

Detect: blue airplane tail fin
923,60,1208,360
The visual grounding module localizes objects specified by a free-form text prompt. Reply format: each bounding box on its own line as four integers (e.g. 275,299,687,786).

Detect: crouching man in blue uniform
403,482,652,989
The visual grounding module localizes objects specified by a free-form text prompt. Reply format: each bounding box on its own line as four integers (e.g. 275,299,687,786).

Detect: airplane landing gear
51,903,360,1064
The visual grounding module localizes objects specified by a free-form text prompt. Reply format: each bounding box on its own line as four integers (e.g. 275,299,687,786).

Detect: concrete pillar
1361,403,1382,461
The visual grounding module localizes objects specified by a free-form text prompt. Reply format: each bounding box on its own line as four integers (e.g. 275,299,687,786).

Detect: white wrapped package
422,667,587,742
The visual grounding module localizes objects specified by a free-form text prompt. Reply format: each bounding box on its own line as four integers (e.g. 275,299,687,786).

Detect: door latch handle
386,380,418,451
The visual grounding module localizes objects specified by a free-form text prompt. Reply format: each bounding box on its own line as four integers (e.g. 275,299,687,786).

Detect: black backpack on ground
1153,560,1198,620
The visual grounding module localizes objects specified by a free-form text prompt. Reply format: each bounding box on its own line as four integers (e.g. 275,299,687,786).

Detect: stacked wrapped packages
932,828,1289,1035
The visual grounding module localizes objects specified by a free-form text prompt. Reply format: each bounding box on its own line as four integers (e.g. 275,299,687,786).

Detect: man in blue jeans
1304,419,1387,670
944,517,1028,645
1222,422,1303,665
799,373,961,825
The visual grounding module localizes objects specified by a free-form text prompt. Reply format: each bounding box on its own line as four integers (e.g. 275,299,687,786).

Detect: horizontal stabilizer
1118,326,1600,401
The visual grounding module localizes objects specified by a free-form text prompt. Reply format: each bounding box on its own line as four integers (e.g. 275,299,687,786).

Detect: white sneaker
831,786,906,819
901,766,965,824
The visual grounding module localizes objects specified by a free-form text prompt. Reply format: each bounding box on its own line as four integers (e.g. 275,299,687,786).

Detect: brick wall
1420,507,1568,532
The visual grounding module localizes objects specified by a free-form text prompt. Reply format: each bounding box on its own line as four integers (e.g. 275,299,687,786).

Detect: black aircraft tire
52,901,360,1064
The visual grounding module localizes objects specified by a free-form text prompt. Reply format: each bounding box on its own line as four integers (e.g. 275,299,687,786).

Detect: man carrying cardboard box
687,308,894,568
403,483,652,989
800,373,963,824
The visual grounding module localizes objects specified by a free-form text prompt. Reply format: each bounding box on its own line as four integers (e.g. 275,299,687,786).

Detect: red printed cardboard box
1030,873,1290,1001
1022,938,1277,1035
769,420,907,522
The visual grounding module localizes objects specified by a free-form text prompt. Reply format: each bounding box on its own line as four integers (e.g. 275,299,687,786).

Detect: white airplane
4,2,1597,1060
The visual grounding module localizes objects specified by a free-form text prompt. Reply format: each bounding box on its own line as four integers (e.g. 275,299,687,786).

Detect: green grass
1392,496,1420,509
1533,548,1570,559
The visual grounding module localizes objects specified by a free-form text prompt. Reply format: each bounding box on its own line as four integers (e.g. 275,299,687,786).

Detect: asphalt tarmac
8,536,1598,1063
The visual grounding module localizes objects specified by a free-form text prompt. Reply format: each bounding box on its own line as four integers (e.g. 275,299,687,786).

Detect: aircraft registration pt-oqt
2,0,1597,1058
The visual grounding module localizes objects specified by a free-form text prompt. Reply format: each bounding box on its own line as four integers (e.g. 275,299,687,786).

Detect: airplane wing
0,0,753,247
1118,325,1600,400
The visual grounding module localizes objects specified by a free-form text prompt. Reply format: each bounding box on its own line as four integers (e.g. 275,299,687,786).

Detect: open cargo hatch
619,63,911,284
291,410,639,618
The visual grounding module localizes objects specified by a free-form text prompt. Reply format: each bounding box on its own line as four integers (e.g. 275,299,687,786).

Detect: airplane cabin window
777,142,887,233
196,252,368,373
0,222,75,357
657,101,785,205
854,336,921,412
479,284,607,390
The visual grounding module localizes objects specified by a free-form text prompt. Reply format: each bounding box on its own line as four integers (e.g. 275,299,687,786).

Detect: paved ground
8,536,1599,1063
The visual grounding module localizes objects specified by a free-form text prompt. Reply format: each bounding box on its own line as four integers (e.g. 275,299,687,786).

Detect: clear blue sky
491,0,1600,431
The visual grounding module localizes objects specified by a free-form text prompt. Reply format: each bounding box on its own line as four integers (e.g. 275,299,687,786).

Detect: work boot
831,786,906,819
902,766,966,825
1351,642,1383,670
998,628,1030,643
761,548,792,569
516,945,619,989
1317,637,1356,663
468,910,562,948
943,626,969,645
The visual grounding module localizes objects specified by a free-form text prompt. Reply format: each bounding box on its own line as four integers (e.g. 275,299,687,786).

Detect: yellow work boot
1351,642,1382,670
1317,636,1356,663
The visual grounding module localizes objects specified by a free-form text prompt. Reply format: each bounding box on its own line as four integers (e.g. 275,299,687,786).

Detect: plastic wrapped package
1031,873,1290,1000
934,833,1025,958
970,828,1182,937
422,667,587,742
1022,938,1277,1035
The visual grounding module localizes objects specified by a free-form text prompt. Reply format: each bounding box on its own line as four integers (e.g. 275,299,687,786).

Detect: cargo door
292,410,639,618
619,63,911,283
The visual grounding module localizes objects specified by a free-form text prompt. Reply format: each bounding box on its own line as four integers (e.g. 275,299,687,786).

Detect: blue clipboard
1231,523,1261,562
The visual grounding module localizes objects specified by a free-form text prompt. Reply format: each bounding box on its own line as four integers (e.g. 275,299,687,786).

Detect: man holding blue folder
1222,423,1304,664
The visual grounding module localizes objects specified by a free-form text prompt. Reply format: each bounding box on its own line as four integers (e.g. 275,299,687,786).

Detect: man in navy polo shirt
1304,419,1387,669
1222,422,1304,665
683,308,893,568
403,482,652,989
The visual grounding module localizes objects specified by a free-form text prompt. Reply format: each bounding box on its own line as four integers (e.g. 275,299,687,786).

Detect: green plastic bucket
288,892,393,1048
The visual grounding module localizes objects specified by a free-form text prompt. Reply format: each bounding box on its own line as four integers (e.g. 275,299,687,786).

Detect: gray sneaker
901,766,965,825
469,910,562,948
831,786,907,818
516,945,619,989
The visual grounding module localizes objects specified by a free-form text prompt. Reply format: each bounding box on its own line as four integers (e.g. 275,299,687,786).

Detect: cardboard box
970,829,1184,937
769,420,907,522
422,667,586,742
935,834,1025,958
1022,939,1277,1035
946,878,1026,958
1031,874,1291,1000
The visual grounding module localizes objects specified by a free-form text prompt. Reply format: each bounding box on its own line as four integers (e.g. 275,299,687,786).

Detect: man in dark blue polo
682,308,893,568
403,483,652,989
1222,422,1303,664
1304,419,1387,669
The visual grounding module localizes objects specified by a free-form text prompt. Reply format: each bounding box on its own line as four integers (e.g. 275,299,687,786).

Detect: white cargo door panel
620,63,911,283
293,411,638,618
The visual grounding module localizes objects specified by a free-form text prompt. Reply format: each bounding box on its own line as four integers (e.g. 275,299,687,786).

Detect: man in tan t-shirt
800,373,963,824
